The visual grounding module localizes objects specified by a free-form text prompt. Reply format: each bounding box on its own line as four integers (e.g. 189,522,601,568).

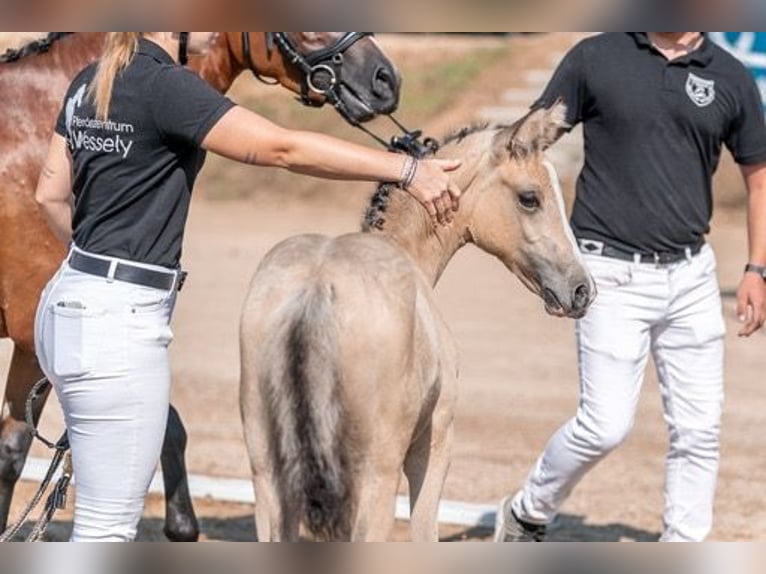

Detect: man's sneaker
493,495,547,542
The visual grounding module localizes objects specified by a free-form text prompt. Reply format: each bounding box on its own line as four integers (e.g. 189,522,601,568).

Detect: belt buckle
653,252,661,265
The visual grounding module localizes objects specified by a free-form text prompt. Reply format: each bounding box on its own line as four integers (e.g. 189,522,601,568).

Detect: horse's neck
192,33,282,94
3,34,105,77
191,36,244,94
371,171,478,287
60,34,105,74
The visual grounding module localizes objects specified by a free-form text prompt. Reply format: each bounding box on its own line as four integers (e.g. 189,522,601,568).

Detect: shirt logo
685,73,716,107
64,83,87,138
63,82,135,159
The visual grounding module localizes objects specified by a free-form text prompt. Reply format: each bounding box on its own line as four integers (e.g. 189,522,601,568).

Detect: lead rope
0,378,71,542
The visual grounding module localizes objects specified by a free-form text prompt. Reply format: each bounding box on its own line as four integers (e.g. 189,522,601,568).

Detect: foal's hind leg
352,467,402,541
0,346,47,531
403,418,454,542
160,405,199,542
253,474,294,541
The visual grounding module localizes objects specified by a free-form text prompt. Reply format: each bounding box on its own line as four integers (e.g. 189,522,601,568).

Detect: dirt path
2,34,764,542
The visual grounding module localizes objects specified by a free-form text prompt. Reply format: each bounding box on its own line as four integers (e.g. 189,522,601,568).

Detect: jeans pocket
50,301,105,378
584,257,634,288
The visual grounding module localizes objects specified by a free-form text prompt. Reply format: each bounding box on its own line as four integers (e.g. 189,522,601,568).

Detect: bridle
178,32,189,66
240,32,439,158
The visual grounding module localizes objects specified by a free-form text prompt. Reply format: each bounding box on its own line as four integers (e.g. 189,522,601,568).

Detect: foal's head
460,102,594,318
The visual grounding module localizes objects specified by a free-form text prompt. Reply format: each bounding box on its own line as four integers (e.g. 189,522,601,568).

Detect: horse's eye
517,191,541,212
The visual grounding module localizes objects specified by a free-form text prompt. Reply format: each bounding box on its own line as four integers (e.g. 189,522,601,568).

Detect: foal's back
242,231,444,430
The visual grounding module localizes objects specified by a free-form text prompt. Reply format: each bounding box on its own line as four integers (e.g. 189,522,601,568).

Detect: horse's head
219,32,400,124
462,102,595,319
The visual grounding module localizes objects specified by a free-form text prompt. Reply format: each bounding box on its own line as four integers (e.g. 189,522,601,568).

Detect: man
495,32,766,542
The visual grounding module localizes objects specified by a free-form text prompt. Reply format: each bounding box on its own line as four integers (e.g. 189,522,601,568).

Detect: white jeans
35,246,178,541
512,244,725,542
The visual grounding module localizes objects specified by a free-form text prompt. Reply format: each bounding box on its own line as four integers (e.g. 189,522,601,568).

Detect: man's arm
34,134,73,245
736,162,766,337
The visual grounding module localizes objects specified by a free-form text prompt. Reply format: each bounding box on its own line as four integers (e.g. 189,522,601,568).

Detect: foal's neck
375,193,466,286
365,129,491,286
370,159,480,286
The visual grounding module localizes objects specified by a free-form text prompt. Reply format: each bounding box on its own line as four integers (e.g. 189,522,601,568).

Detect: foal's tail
265,283,356,540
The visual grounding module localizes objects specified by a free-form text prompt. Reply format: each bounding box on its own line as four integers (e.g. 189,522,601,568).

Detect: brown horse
0,32,401,541
239,102,595,541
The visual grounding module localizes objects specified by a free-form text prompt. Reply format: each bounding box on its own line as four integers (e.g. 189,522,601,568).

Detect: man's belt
578,238,705,265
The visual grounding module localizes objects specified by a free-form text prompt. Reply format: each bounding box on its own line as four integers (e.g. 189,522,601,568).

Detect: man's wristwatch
744,263,766,280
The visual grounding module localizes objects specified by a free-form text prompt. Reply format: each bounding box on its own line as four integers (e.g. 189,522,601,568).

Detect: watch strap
744,263,766,279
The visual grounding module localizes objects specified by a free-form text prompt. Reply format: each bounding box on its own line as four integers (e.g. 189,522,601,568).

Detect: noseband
240,32,439,158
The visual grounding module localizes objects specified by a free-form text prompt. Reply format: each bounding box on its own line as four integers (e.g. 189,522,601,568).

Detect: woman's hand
405,158,462,226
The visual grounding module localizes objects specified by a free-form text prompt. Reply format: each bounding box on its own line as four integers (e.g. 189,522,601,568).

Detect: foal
239,102,594,541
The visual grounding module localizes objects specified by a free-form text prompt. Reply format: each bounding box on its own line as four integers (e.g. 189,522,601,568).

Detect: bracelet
399,156,418,190
744,263,766,279
398,156,411,186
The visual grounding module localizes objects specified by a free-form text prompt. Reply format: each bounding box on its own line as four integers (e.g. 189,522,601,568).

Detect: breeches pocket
50,302,125,378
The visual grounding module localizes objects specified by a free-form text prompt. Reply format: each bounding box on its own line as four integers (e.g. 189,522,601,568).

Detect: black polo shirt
55,38,235,268
534,32,766,254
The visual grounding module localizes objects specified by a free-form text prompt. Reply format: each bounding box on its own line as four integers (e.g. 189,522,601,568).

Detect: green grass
397,47,507,122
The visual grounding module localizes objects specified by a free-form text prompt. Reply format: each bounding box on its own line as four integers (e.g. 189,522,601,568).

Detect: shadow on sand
8,512,659,542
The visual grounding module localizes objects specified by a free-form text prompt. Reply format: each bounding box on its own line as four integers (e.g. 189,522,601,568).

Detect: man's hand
736,271,766,337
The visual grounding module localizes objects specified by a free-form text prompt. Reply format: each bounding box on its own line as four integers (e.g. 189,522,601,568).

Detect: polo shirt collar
630,32,713,66
136,37,175,66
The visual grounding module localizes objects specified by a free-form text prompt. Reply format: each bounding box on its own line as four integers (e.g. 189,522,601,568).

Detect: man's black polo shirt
55,38,235,268
535,33,766,254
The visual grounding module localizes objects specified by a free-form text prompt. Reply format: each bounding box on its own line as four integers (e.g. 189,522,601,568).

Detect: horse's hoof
164,515,200,542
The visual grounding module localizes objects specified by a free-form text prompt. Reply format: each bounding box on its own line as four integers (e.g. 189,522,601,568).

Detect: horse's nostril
372,66,395,98
573,283,590,309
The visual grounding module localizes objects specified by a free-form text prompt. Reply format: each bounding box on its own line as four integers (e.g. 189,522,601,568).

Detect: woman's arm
35,134,74,245
202,106,461,224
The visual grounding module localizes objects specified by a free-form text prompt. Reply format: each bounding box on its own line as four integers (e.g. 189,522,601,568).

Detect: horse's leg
160,405,199,542
351,465,402,542
0,345,48,530
253,474,288,541
403,418,453,542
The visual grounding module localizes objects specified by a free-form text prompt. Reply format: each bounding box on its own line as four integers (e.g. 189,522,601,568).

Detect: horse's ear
494,100,569,159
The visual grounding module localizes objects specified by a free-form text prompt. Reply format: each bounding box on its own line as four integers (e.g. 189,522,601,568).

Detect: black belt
580,239,705,265
68,251,186,291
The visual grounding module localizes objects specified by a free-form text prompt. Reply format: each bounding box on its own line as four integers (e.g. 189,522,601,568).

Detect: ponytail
88,33,142,120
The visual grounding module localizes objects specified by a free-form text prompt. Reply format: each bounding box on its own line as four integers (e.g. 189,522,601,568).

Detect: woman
34,32,461,542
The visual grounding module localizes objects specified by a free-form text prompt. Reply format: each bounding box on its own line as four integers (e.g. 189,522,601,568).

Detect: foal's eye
517,191,541,211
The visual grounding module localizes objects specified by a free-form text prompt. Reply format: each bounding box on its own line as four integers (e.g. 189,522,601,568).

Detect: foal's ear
493,100,569,159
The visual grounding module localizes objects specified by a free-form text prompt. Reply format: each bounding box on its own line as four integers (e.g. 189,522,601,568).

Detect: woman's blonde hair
89,33,142,120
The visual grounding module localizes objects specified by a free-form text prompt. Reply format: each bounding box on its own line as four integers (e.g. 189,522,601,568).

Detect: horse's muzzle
543,281,594,319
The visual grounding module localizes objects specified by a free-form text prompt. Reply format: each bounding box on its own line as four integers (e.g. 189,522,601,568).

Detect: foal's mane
0,33,73,63
362,121,515,231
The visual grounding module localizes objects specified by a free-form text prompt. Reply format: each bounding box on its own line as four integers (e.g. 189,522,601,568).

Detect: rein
240,32,439,159
0,378,71,542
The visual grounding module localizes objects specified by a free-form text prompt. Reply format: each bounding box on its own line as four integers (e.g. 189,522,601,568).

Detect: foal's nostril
372,66,396,99
573,283,590,310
